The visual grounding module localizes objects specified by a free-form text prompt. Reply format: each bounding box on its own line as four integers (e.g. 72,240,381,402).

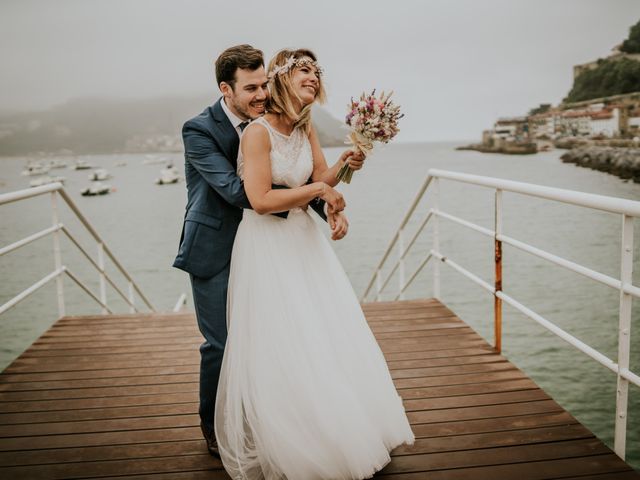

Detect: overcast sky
1,0,639,142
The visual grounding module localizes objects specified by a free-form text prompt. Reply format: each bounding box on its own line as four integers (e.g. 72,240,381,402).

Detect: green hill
564,19,640,103
621,19,640,54
564,57,640,103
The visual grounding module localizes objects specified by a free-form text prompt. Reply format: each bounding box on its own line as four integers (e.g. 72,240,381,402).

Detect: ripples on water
1,143,639,467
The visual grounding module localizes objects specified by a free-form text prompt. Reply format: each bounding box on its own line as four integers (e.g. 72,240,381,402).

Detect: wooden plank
559,473,640,480
381,438,613,474
0,363,200,384
406,399,564,425
0,392,199,414
390,360,513,379
378,455,635,479
0,426,204,451
0,439,208,467
0,382,199,402
393,424,594,455
0,413,201,437
383,345,496,362
410,411,580,438
0,454,223,479
0,401,198,425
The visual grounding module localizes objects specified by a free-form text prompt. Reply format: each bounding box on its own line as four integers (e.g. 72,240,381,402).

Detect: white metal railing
1,182,156,318
361,168,639,461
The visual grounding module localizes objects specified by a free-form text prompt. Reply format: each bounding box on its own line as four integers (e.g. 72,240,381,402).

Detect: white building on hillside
589,107,620,137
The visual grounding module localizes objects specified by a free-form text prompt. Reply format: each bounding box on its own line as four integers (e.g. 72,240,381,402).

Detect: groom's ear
219,82,232,97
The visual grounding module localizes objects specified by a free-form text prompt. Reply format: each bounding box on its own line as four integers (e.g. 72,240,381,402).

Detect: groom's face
221,67,269,121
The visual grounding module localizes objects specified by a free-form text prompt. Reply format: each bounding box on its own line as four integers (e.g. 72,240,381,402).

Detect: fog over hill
0,95,347,156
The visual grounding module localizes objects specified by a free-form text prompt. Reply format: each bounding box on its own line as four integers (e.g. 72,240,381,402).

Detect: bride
215,48,414,480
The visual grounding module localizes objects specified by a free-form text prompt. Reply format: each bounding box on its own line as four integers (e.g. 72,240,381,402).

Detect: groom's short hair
216,45,264,90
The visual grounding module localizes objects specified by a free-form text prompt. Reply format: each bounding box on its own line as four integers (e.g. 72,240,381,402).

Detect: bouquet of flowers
336,89,404,184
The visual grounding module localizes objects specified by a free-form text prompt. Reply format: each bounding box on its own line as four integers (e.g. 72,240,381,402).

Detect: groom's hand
319,184,345,213
328,211,349,240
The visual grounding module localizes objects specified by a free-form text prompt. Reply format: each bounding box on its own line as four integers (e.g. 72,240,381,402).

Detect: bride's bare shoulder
241,120,271,154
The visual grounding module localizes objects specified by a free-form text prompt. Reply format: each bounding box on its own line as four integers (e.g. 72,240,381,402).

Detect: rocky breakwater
560,146,640,182
456,142,537,155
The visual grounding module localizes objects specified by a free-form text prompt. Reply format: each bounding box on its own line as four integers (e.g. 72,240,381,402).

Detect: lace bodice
237,117,313,188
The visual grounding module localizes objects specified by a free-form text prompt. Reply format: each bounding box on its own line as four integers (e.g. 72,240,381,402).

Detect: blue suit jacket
173,99,326,279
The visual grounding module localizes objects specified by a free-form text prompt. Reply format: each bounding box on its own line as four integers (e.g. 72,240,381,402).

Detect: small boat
155,166,181,185
74,159,94,170
114,160,127,167
143,154,167,165
21,163,50,176
29,176,66,188
47,159,68,169
80,182,112,196
88,169,111,181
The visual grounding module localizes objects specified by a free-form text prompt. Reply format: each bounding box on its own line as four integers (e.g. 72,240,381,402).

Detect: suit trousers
189,265,230,436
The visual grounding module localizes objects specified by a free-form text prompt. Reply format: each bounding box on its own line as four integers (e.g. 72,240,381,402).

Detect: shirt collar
220,97,246,130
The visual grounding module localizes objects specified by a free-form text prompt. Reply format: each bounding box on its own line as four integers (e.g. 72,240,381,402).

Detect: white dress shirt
220,97,248,137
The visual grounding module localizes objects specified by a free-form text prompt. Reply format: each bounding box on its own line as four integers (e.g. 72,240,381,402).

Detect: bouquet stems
336,162,355,184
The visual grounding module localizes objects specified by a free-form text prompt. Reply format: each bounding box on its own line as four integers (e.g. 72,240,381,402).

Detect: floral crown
267,55,324,80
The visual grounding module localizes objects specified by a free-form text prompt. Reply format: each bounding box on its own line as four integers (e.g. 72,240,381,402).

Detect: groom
173,44,358,457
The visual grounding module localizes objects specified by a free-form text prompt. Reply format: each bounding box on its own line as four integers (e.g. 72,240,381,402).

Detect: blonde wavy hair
266,48,326,133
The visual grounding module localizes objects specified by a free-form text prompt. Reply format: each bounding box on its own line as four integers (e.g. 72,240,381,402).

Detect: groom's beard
231,97,266,120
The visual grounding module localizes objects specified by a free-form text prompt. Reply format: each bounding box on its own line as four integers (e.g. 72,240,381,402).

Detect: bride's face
291,59,320,107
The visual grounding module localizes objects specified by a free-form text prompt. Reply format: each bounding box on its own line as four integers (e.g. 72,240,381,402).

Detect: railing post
614,214,633,459
50,192,65,318
375,271,382,302
494,189,503,354
97,242,107,314
398,229,406,300
433,177,441,299
128,281,135,314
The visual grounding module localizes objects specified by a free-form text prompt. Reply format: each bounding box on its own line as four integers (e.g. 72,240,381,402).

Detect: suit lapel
211,99,240,165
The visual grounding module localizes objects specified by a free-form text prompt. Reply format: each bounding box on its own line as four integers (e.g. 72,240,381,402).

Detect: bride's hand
328,211,349,240
338,150,366,171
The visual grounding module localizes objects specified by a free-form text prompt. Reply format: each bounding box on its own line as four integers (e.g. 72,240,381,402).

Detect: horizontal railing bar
0,267,65,316
433,209,495,237
429,169,640,217
60,226,139,311
620,368,640,389
0,224,62,257
394,252,433,301
498,233,640,299
0,182,63,206
56,189,155,311
496,290,618,374
64,268,114,314
362,175,434,299
431,250,495,294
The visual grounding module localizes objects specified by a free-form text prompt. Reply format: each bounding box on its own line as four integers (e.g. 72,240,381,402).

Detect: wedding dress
215,116,414,480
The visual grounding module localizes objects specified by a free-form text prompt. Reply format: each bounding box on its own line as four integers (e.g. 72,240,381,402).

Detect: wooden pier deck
0,298,637,479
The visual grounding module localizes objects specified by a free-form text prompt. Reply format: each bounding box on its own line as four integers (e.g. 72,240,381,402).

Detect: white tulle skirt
215,209,414,480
